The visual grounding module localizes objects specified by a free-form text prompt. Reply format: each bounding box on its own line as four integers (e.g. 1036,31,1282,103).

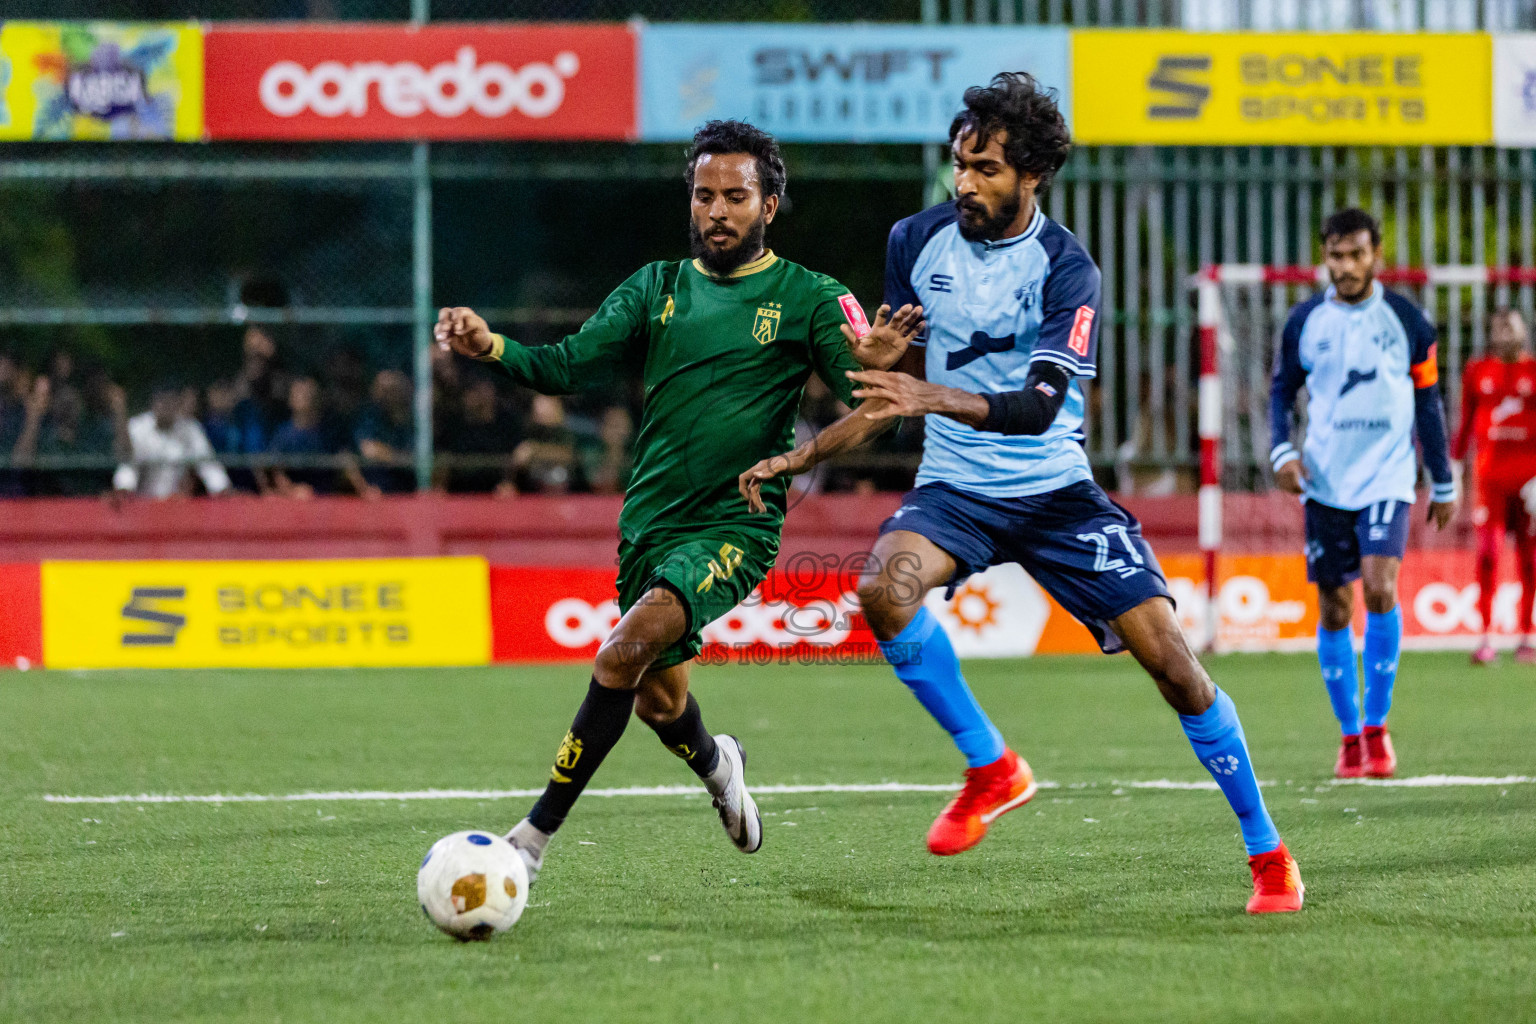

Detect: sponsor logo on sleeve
837,293,870,337
1068,306,1095,357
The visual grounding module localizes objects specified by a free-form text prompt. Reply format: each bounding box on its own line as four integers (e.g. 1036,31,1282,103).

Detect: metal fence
2,0,1530,495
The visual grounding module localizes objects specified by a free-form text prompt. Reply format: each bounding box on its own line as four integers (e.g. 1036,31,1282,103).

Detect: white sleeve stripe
1270,442,1296,461
1029,352,1094,376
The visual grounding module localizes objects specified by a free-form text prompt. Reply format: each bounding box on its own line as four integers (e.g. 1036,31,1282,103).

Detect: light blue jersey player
742,73,1301,914
1269,208,1457,782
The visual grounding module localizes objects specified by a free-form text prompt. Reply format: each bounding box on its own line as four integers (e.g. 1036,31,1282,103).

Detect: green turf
1,653,1533,1023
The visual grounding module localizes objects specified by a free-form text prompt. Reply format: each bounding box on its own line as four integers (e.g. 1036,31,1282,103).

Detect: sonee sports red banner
204,24,636,141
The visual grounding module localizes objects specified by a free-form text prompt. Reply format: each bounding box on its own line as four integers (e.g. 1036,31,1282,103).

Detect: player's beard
956,194,1021,243
689,214,768,276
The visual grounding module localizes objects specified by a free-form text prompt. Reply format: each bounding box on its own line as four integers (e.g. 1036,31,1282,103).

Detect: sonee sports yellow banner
1072,31,1491,145
41,558,489,669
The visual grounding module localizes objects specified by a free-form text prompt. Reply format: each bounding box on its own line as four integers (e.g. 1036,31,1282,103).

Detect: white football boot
504,818,550,885
705,734,762,854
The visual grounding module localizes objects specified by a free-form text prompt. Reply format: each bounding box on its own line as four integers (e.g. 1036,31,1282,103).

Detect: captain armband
475,333,507,363
979,362,1072,436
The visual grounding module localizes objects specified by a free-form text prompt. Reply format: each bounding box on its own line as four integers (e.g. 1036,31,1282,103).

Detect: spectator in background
269,376,341,498
12,371,129,496
232,326,289,453
513,394,580,494
438,376,520,495
580,405,634,496
0,353,27,496
114,384,231,499
320,344,369,454
351,368,416,495
202,379,244,456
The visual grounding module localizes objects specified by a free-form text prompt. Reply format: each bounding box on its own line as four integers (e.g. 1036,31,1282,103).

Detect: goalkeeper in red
1456,308,1536,664
435,121,921,884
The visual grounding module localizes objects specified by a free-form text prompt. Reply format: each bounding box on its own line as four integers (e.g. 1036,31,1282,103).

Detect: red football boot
1334,733,1364,779
1246,843,1304,914
926,749,1037,856
1363,725,1396,778
1471,642,1498,666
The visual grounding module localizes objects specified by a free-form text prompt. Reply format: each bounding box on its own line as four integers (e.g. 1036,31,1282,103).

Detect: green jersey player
436,120,923,884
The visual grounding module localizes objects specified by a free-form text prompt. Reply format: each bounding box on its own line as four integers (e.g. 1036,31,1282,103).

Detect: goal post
1190,263,1532,652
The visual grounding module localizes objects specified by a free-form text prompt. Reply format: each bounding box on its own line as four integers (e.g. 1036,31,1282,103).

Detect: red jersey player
1454,308,1536,664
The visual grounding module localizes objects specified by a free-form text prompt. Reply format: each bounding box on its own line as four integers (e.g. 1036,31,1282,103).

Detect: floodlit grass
1,653,1533,1022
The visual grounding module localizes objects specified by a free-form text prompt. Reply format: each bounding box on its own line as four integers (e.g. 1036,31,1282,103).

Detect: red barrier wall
0,564,42,668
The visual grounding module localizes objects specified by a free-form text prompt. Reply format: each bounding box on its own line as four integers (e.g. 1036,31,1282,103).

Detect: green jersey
482,250,865,544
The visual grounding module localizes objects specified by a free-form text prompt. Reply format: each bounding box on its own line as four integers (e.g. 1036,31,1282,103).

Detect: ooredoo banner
40,557,490,669
489,553,1529,663
203,24,636,141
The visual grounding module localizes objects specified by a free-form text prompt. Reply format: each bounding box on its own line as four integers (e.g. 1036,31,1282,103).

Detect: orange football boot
1334,733,1364,779
1246,843,1304,914
926,748,1037,856
1363,725,1396,778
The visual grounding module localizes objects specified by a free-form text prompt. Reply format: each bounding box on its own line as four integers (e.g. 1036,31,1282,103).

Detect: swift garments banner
203,24,636,140
40,557,490,669
1072,31,1491,145
639,24,1070,142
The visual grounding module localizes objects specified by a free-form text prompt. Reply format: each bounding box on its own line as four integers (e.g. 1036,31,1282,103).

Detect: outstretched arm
737,397,899,513
737,344,921,514
436,268,650,395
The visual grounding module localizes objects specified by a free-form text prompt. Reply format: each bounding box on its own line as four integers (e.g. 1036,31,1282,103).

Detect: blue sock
878,607,1004,768
1316,626,1362,736
1179,688,1281,856
1363,606,1402,728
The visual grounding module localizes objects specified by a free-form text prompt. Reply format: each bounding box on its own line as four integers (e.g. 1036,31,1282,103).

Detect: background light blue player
741,72,1302,914
1269,208,1457,781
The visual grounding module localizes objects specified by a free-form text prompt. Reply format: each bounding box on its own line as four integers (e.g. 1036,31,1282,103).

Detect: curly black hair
1321,207,1381,246
949,72,1072,195
684,119,787,200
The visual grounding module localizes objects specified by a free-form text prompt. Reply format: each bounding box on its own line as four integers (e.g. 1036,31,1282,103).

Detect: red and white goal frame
1192,264,1534,650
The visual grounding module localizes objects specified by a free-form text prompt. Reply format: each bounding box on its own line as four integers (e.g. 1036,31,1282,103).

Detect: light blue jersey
1269,283,1455,511
885,202,1102,498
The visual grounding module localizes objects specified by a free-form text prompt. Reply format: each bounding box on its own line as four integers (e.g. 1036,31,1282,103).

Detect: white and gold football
417,830,529,941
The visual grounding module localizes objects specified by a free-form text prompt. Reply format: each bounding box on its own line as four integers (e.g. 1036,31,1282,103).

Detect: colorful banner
40,558,490,669
0,21,203,140
1072,30,1491,145
640,24,1070,142
1493,34,1536,146
488,553,1526,663
203,24,636,141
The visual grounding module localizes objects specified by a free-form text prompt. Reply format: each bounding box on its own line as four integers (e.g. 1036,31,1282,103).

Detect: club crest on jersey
754,303,782,345
660,295,675,325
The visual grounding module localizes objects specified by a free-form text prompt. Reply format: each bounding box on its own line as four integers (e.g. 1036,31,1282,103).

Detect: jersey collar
691,249,778,281
978,205,1045,252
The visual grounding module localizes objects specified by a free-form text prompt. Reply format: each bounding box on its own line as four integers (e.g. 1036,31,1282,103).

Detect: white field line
1331,774,1534,788
41,775,1533,805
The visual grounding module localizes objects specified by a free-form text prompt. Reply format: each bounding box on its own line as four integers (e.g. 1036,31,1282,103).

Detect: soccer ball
417,830,529,941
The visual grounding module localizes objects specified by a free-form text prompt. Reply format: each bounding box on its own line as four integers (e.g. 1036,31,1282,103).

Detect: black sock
527,677,635,835
650,693,720,779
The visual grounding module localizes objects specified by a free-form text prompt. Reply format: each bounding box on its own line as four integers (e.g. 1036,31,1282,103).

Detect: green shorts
615,529,777,669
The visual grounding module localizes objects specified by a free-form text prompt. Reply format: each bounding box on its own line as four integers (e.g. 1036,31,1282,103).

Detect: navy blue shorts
879,480,1172,654
1304,499,1413,586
